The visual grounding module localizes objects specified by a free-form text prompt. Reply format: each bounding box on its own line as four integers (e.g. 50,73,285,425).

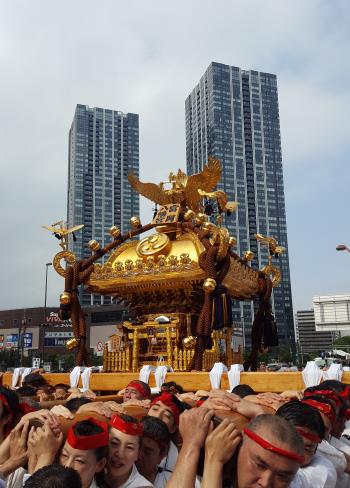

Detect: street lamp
336,244,350,253
42,262,52,365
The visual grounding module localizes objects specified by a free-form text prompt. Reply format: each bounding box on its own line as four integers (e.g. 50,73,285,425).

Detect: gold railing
103,346,132,372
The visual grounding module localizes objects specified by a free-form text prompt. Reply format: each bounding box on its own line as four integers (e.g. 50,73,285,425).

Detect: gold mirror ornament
203,278,216,293
136,233,171,259
66,337,79,351
88,240,100,252
59,292,71,305
130,216,141,228
109,225,121,238
183,336,197,349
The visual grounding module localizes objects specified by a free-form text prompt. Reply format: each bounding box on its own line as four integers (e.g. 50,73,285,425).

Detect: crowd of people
0,371,350,487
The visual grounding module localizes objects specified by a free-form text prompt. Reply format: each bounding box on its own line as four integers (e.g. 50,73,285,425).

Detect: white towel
323,363,343,381
209,362,228,390
139,364,156,384
81,367,92,391
69,366,82,388
155,365,168,390
302,361,322,388
12,367,25,388
228,364,243,391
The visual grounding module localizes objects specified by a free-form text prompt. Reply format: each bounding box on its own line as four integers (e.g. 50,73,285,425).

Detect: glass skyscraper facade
185,62,294,348
67,104,139,306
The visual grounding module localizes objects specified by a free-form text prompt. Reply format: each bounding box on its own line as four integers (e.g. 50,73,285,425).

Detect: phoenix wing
128,173,171,205
184,158,222,212
42,225,57,233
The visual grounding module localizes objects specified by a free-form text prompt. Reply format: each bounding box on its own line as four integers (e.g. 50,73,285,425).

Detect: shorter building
313,294,350,333
295,309,333,356
0,304,129,365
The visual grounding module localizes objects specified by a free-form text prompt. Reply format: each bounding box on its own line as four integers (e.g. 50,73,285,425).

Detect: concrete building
67,104,140,306
185,62,294,347
295,309,333,356
0,304,128,369
313,294,350,334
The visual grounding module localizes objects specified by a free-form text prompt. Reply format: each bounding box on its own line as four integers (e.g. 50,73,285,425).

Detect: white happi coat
289,452,337,488
318,440,350,488
117,464,153,488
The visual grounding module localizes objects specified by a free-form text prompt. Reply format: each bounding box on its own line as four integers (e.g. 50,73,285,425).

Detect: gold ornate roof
87,230,205,299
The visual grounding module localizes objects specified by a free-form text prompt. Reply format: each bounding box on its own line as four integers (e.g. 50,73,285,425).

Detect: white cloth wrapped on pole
209,362,228,390
154,365,168,391
69,366,82,388
81,367,92,391
302,361,322,388
227,364,243,391
322,363,343,381
139,364,156,384
12,367,25,388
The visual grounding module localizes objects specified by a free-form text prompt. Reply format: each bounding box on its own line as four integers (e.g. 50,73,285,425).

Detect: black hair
16,385,37,397
65,397,92,413
276,400,325,439
166,392,187,413
141,416,171,454
54,384,70,391
161,381,184,394
22,373,47,388
302,394,338,415
24,464,82,488
318,380,347,394
73,419,108,461
118,413,139,423
0,386,19,430
231,384,256,398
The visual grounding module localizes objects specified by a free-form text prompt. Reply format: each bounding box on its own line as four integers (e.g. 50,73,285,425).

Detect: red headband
126,381,150,399
301,399,336,424
243,428,304,464
0,393,13,438
296,427,321,444
110,414,143,436
67,418,109,450
304,390,343,407
151,392,180,425
339,386,350,399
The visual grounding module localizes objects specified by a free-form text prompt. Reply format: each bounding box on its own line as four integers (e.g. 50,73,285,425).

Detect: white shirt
289,452,337,488
330,436,350,456
153,470,171,488
117,464,153,488
158,441,178,472
318,440,350,488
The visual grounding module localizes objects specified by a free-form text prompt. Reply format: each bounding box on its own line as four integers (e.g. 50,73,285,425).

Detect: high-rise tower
68,104,139,306
185,62,294,348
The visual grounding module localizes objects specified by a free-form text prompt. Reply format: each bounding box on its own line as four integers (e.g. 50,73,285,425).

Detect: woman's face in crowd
147,401,176,433
60,442,106,488
107,427,140,480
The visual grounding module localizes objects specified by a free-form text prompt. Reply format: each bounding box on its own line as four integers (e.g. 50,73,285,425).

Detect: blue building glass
185,63,294,348
67,104,139,306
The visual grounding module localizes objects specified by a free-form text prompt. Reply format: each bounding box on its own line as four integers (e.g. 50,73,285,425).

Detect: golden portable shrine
45,158,285,372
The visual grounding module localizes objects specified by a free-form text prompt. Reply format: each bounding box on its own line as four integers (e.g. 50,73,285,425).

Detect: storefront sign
6,334,18,348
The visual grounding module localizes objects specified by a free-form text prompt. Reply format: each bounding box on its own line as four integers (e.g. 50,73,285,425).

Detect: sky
0,0,349,315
